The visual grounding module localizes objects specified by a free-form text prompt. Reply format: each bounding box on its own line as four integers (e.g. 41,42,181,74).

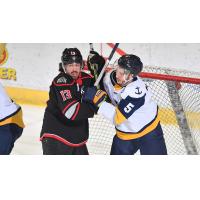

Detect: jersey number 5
124,103,134,113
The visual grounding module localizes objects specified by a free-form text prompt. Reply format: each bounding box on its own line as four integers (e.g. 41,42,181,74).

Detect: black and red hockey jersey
40,71,95,146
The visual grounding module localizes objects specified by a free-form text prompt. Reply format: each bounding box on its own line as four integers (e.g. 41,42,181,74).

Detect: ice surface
11,105,44,155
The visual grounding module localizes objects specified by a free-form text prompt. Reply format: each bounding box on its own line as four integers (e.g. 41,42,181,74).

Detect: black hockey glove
87,51,105,82
82,86,107,108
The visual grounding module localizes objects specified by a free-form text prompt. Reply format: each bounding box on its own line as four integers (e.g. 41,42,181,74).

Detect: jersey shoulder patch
57,77,67,84
54,73,74,85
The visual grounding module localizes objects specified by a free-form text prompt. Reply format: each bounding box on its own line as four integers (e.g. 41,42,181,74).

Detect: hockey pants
110,123,167,155
0,124,23,155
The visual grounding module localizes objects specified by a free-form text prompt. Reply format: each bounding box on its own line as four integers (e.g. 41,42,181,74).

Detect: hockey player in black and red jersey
40,48,106,155
83,53,167,155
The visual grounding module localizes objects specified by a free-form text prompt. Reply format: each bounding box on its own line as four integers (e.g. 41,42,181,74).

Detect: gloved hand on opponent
82,86,107,112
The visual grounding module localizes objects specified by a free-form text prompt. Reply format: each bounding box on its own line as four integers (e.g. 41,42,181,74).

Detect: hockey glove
87,51,105,82
82,86,107,108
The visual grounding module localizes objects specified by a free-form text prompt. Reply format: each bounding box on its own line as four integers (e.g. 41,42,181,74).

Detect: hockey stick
89,43,94,51
94,43,119,86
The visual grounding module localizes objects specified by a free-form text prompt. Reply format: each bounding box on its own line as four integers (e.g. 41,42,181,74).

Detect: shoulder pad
54,73,74,85
57,76,68,84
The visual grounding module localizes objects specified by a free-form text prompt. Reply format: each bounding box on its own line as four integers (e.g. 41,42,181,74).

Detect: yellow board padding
3,86,200,128
159,108,177,125
5,86,49,106
159,108,200,129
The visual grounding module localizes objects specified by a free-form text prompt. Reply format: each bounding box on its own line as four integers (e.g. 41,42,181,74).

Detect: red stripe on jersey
40,133,87,147
62,100,77,114
71,102,80,120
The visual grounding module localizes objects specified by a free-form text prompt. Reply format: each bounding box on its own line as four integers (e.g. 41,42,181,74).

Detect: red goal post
140,71,200,84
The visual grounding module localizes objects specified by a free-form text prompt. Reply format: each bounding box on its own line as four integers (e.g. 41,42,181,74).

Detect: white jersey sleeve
0,82,19,120
98,102,116,124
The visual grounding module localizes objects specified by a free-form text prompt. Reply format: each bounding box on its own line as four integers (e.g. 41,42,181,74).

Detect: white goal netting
87,66,200,155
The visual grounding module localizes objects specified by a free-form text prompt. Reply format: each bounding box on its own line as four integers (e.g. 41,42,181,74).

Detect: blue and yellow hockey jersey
98,70,160,140
0,83,24,128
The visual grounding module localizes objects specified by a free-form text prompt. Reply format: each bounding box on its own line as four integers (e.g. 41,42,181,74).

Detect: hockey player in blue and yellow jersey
83,53,167,155
0,82,24,154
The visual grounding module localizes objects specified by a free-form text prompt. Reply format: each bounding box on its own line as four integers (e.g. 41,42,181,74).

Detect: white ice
11,105,44,155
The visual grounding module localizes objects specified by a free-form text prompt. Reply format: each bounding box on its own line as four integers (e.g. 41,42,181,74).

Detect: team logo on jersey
0,44,8,66
135,87,142,95
57,77,67,83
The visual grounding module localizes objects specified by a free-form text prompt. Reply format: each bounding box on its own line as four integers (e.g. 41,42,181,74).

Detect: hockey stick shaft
89,43,94,51
94,43,119,86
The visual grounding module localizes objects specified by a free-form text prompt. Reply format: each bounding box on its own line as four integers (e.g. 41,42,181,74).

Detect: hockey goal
87,66,200,155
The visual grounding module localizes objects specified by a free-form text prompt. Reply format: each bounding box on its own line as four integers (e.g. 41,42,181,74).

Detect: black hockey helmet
61,48,83,66
118,54,143,76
